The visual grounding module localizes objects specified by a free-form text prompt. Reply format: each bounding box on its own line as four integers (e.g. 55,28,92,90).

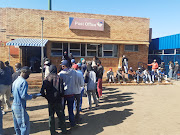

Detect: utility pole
48,0,52,10
41,17,44,81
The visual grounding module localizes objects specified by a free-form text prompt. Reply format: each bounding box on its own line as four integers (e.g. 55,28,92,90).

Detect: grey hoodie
59,68,84,95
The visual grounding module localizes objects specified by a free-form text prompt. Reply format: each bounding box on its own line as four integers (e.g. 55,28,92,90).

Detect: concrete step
102,82,173,86
29,85,42,89
27,81,42,85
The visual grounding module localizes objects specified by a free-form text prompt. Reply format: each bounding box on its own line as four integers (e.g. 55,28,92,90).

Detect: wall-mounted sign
69,17,104,31
0,42,5,47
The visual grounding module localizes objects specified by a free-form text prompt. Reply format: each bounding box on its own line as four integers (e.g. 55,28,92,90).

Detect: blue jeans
80,87,84,111
64,96,75,127
12,104,30,135
168,69,173,79
0,109,3,135
173,72,178,80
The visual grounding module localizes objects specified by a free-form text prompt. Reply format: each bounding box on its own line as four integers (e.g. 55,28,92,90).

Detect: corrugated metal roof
149,33,180,50
6,38,48,47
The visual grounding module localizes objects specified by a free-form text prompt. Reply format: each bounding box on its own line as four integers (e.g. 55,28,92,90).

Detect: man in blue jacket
12,66,37,135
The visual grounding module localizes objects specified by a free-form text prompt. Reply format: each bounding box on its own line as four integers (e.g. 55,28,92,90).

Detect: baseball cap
60,60,69,67
71,59,75,63
77,63,82,68
20,66,31,73
72,64,78,70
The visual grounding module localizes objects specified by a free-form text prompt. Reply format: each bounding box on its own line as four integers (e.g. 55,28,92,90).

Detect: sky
1,0,180,39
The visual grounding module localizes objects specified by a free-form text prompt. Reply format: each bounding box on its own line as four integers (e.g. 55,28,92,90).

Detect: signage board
69,17,104,31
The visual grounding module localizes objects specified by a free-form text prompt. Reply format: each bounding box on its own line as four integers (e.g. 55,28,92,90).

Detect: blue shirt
12,76,32,109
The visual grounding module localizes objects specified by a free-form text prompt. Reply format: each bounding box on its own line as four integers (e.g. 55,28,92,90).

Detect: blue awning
6,38,48,47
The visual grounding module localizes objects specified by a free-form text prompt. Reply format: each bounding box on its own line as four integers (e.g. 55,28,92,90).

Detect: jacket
86,71,96,91
0,67,12,85
41,73,64,104
74,70,84,94
12,76,32,109
147,62,159,70
97,65,104,79
59,68,79,95
174,64,179,73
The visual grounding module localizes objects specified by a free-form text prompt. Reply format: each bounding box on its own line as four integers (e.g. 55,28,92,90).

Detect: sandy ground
3,81,180,135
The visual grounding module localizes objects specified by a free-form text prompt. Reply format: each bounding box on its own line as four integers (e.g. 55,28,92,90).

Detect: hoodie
59,68,83,95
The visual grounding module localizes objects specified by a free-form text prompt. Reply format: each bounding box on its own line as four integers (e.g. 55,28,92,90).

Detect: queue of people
0,55,104,135
0,54,179,135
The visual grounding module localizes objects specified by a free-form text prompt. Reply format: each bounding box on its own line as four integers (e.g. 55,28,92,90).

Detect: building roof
150,33,180,50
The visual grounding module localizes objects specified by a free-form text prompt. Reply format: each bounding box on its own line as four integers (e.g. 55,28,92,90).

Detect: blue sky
1,0,180,39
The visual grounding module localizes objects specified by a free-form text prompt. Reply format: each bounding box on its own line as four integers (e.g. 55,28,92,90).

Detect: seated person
107,68,115,83
157,67,168,83
128,67,136,81
116,67,126,84
136,67,143,83
142,69,153,84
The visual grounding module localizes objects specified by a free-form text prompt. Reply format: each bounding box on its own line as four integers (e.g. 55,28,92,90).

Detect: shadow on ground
71,87,135,135
4,87,135,135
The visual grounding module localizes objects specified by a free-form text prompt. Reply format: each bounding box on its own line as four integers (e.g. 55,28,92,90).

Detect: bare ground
3,81,180,135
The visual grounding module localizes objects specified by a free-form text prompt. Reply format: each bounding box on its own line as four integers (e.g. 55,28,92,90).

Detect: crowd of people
0,53,179,135
0,54,104,135
106,55,179,84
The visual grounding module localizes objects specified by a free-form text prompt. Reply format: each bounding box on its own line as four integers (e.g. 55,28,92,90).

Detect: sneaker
2,110,5,115
134,79,136,82
150,81,153,84
145,81,149,84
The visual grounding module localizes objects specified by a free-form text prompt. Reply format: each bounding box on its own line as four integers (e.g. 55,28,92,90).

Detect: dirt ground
3,81,180,135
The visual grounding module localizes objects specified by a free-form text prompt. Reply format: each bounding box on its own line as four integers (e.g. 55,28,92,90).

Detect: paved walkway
3,81,180,135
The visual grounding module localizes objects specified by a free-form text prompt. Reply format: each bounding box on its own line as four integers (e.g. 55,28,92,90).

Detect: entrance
21,46,46,73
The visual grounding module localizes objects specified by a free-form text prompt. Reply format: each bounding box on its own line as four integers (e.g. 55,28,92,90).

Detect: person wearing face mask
11,66,37,135
136,67,143,84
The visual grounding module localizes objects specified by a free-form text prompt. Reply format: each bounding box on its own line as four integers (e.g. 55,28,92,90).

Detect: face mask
24,74,29,79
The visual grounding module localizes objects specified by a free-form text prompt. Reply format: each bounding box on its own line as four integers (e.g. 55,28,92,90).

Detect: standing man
5,61,14,75
96,61,104,98
12,66,37,135
40,65,68,135
0,61,12,114
0,61,5,134
59,60,77,128
85,65,99,110
71,64,84,123
173,61,179,80
168,61,174,79
12,63,22,83
147,59,159,82
122,55,128,74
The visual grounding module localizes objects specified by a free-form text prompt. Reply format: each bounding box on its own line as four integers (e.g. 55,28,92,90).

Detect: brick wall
0,8,150,75
0,44,20,70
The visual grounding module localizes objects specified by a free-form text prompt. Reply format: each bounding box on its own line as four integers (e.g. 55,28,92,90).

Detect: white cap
44,61,49,65
130,67,132,70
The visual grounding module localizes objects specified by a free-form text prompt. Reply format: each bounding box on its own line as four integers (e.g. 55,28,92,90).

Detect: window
164,49,175,54
103,44,115,57
176,49,180,54
51,42,118,57
154,50,162,54
124,45,138,52
51,42,62,56
70,43,80,56
87,44,98,57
